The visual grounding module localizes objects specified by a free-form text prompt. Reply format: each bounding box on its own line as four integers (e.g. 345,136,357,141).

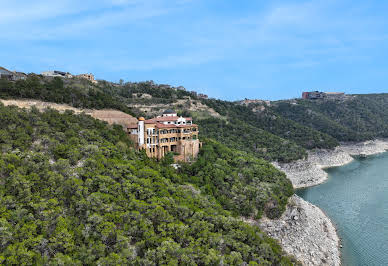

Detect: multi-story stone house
76,73,98,84
128,110,201,162
0,66,26,81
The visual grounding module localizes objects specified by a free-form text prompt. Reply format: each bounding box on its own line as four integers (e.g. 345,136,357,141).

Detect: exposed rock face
273,139,388,189
273,148,352,189
258,195,340,266
129,99,224,119
341,139,388,157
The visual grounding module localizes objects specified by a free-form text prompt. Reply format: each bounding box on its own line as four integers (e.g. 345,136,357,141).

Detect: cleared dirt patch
1,99,138,128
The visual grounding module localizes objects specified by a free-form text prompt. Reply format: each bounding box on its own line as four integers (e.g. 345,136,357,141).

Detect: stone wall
174,139,201,162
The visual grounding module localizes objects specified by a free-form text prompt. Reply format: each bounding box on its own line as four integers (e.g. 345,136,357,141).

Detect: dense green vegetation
181,139,293,219
197,118,306,162
272,95,388,142
0,104,298,265
0,75,134,115
203,100,338,149
3,76,388,162
194,99,338,162
0,76,330,162
4,71,388,264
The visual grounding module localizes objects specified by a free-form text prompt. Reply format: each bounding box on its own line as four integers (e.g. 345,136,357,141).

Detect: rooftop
145,116,192,124
155,123,198,129
163,109,176,114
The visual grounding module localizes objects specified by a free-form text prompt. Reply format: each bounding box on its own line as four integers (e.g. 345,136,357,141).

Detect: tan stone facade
128,110,201,162
77,73,97,84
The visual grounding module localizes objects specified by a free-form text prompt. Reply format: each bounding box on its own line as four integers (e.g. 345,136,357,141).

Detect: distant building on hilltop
42,70,72,78
76,73,97,84
0,66,27,81
302,91,345,100
127,109,201,162
198,93,208,99
302,91,325,99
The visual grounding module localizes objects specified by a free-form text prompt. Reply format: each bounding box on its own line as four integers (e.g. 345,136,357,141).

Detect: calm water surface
297,152,388,266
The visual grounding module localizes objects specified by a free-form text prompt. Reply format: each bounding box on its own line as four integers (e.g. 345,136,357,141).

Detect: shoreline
261,139,388,265
273,139,388,189
258,195,341,266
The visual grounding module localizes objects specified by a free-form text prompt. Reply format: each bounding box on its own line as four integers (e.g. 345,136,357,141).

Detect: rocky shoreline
259,195,340,266
273,139,388,189
260,139,388,265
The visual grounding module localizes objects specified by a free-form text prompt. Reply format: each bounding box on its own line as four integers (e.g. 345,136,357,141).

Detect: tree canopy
0,104,298,265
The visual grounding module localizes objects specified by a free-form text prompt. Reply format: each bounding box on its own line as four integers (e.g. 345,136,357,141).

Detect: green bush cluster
0,104,298,265
0,75,134,115
272,95,388,142
181,139,294,219
0,76,338,163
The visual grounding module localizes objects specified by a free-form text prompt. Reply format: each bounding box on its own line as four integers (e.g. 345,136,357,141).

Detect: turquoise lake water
297,152,388,266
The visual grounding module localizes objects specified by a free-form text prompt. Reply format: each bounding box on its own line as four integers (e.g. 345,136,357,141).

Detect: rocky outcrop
129,99,224,119
258,195,340,266
273,139,388,189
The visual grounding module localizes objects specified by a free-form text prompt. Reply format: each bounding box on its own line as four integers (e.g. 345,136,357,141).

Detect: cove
297,152,388,266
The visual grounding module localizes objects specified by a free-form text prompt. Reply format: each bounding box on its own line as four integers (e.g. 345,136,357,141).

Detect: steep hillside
4,75,388,163
0,75,327,162
271,94,388,142
0,103,297,265
0,76,288,162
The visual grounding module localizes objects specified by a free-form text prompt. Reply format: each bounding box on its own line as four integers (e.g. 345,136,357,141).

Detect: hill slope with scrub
3,75,388,163
0,103,297,265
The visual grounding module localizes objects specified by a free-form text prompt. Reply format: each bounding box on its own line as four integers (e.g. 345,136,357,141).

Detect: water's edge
259,139,388,265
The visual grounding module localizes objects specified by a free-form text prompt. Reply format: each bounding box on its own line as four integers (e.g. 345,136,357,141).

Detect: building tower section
128,110,201,162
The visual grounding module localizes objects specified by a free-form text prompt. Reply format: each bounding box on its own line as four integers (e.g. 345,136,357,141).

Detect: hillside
3,72,388,264
271,94,388,142
0,75,336,162
2,75,388,163
0,99,138,129
0,103,297,264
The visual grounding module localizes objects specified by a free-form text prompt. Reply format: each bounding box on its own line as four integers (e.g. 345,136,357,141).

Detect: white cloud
2,0,388,72
0,0,187,41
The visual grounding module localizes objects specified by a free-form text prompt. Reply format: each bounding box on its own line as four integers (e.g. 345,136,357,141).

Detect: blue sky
1,0,388,100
